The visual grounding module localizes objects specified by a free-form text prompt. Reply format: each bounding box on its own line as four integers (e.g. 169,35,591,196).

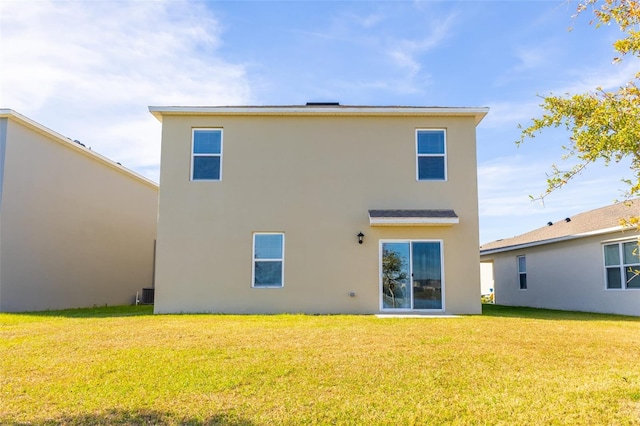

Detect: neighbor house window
517,255,527,290
252,233,284,288
191,129,222,180
416,129,446,180
603,241,640,289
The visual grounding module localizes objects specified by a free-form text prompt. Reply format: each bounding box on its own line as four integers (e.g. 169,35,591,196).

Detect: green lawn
1,305,639,425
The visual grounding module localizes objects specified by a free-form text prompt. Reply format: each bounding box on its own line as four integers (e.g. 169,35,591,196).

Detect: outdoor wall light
357,232,365,244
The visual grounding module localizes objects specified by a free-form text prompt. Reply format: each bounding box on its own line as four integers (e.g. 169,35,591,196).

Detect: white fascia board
479,226,629,256
148,106,490,125
370,217,459,227
575,226,625,238
597,229,640,244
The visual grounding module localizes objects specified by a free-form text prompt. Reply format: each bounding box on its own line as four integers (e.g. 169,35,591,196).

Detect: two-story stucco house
149,104,488,314
0,109,158,312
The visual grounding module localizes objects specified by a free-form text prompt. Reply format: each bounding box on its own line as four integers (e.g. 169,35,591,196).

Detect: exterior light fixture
357,232,365,244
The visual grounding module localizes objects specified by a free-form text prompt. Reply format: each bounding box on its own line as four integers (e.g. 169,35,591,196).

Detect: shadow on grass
7,305,155,318
482,303,640,322
4,408,254,425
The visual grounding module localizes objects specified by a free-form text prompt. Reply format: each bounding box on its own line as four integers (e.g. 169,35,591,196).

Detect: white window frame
252,232,285,288
191,128,223,181
415,129,447,181
517,255,527,290
603,240,640,290
378,239,445,312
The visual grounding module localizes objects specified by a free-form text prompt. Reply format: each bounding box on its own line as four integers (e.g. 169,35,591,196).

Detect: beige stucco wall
154,112,482,314
481,232,640,316
0,115,158,312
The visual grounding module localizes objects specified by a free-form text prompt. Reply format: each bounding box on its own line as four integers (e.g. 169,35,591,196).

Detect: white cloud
479,157,551,216
477,155,632,243
385,11,457,74
482,54,640,131
478,52,640,242
388,50,421,77
513,48,548,73
479,99,543,129
354,13,385,28
328,74,432,98
562,58,640,94
0,0,252,182
286,6,455,100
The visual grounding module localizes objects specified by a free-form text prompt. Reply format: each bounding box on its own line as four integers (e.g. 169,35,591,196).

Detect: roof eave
370,217,459,227
148,106,490,125
479,226,631,256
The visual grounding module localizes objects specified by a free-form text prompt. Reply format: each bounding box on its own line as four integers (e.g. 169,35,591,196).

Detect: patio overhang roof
368,209,459,226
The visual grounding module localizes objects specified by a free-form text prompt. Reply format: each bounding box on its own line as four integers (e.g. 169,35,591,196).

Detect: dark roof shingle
368,209,458,218
480,200,640,253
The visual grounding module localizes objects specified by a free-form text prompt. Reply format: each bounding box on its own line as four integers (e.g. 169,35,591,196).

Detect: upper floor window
517,255,527,290
252,233,285,288
416,129,446,181
192,129,222,181
604,241,640,289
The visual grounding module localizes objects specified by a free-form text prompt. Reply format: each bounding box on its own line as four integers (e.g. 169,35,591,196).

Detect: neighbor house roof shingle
480,201,640,254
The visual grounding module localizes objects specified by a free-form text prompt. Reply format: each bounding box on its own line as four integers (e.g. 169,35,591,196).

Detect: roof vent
565,217,571,222
306,102,340,106
547,221,553,226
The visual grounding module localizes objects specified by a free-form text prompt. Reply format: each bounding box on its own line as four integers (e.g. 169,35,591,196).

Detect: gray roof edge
369,209,458,218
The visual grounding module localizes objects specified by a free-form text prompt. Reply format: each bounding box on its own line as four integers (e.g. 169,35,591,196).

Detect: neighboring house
480,201,640,316
0,109,158,312
149,104,488,314
480,262,494,296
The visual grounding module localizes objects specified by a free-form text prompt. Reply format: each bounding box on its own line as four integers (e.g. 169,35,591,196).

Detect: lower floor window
380,240,443,310
604,241,640,289
252,233,284,287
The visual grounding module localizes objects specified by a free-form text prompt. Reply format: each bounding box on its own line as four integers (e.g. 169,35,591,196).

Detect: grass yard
1,305,640,425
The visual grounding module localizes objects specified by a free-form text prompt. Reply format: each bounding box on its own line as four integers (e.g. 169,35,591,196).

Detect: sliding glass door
381,241,443,311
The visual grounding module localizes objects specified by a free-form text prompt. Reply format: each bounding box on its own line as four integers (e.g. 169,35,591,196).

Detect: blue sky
1,0,636,243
